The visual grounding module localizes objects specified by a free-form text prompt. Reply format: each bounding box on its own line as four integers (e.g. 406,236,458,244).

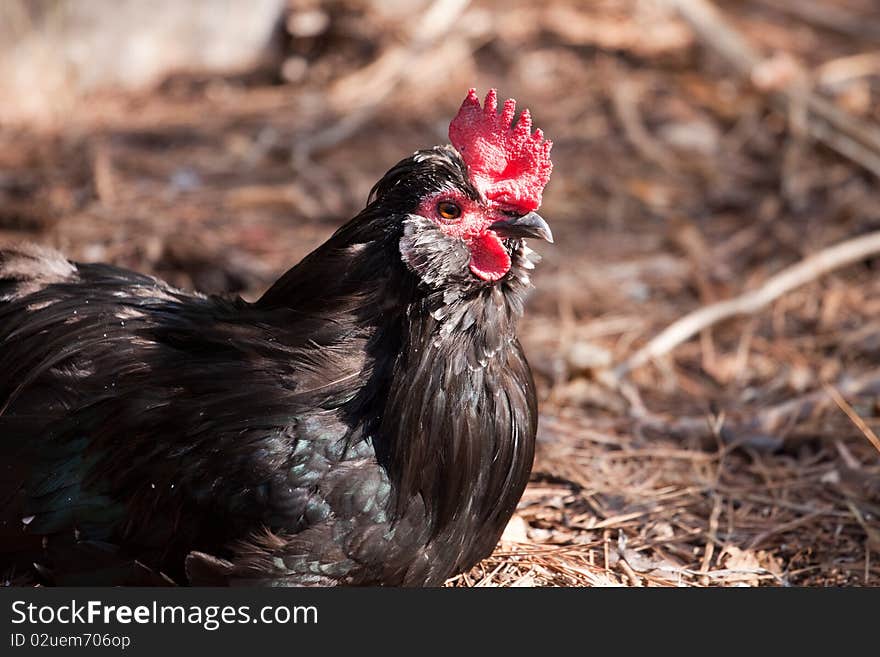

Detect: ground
1,0,879,586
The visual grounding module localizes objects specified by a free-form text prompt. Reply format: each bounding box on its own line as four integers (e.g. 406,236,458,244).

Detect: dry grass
1,0,879,586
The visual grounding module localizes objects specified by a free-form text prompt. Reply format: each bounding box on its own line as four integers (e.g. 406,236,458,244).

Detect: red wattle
468,231,511,282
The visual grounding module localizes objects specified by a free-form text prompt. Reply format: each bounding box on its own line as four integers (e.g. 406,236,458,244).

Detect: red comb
448,88,553,213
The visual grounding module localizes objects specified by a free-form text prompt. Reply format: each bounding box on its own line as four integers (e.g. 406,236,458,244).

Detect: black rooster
0,89,553,586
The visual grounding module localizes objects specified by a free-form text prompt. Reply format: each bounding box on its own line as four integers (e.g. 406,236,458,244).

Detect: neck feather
257,210,538,564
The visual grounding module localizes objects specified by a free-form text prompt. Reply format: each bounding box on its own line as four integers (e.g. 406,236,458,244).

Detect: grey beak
489,212,554,243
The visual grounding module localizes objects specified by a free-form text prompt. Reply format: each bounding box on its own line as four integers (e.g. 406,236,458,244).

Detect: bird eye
437,201,461,221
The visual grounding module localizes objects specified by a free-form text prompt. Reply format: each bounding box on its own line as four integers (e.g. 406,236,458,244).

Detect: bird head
369,89,553,288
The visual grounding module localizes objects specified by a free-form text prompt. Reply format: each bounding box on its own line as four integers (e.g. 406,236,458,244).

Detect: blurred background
1,0,879,586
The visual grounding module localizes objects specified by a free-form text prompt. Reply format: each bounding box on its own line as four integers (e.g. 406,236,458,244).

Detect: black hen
0,89,553,586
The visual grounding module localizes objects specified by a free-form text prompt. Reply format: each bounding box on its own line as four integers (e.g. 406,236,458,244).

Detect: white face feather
399,214,540,288
398,215,471,289
398,214,540,366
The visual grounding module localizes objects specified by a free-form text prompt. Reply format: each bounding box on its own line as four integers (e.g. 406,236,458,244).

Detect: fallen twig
617,230,880,375
825,384,880,456
747,510,826,550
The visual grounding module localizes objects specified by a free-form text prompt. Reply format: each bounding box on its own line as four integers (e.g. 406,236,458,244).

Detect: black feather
0,146,540,586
